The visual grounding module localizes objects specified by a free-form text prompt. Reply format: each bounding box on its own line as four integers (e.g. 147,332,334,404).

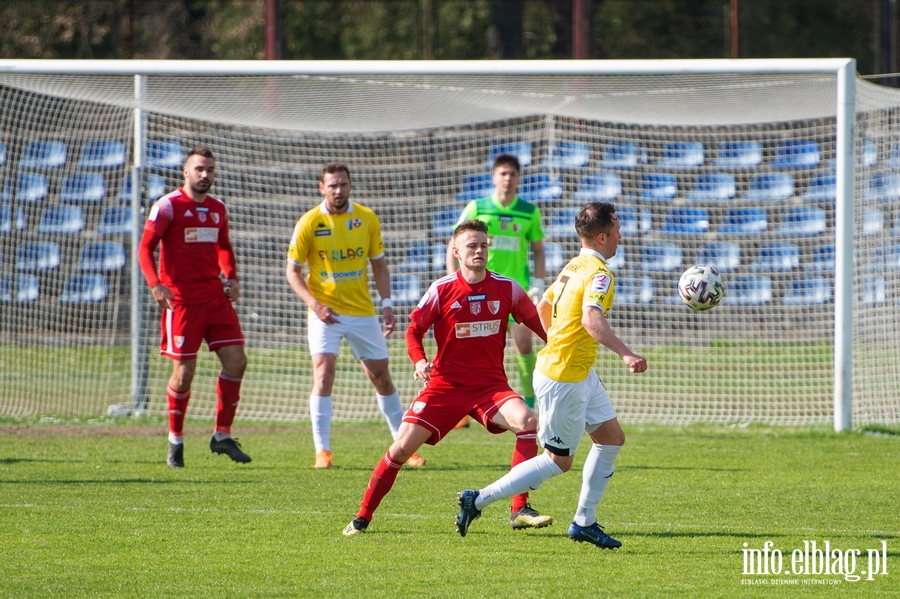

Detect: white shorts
307,313,389,361
535,369,617,457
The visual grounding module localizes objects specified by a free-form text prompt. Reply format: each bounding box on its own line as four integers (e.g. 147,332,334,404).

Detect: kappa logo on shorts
412,401,426,414
175,336,185,348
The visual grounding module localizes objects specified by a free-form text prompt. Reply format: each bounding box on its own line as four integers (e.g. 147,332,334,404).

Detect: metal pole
130,74,149,414
573,0,588,59
730,0,739,59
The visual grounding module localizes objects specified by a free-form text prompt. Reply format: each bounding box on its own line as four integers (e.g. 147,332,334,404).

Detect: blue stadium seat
58,172,107,204
696,242,741,272
640,242,682,272
432,207,459,239
397,240,431,273
78,242,127,272
723,275,773,306
782,275,831,306
861,275,886,306
640,172,678,202
573,171,621,202
862,207,883,237
484,141,531,169
865,243,900,272
20,140,67,169
777,206,826,237
544,241,566,273
599,141,648,169
883,141,900,169
615,276,655,306
519,173,563,202
713,141,762,169
686,172,735,201
59,274,109,304
606,246,625,271
744,172,794,202
117,173,167,203
0,205,26,233
770,140,821,169
36,205,84,235
391,274,423,306
617,205,652,237
79,140,126,169
656,141,704,168
455,173,493,201
0,177,10,202
862,139,877,168
0,274,39,303
0,141,5,167
864,171,900,203
146,140,184,169
803,171,836,202
749,242,800,272
16,172,48,203
544,141,590,169
545,207,579,239
805,244,835,272
660,207,709,235
719,207,767,235
16,241,60,271
96,206,133,236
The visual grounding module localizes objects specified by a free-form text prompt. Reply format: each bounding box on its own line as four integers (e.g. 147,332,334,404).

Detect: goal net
0,60,898,428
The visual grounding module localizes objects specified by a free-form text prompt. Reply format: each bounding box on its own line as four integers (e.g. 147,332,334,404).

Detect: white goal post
0,58,896,431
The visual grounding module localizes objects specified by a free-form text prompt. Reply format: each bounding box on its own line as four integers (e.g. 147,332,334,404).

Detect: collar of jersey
319,200,355,215
490,194,519,210
579,247,607,263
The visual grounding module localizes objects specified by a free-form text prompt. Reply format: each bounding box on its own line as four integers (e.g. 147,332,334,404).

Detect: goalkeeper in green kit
447,153,546,415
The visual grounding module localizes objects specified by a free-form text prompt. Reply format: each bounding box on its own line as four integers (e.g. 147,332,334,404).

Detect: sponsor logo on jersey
591,273,611,294
470,302,481,315
196,206,209,212
184,227,219,243
319,269,364,281
467,294,486,301
348,218,362,230
316,222,328,228
314,229,331,236
184,209,193,218
450,300,461,309
455,319,501,338
489,235,519,251
488,301,500,314
318,247,365,261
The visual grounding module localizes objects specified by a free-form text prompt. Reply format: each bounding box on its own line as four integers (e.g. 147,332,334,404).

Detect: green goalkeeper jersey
456,196,545,289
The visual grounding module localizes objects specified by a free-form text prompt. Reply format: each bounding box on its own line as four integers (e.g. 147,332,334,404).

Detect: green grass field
1,420,898,598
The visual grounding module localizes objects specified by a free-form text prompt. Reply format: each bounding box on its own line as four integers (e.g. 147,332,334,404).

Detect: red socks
167,386,190,437
215,372,242,434
511,429,538,513
357,452,404,522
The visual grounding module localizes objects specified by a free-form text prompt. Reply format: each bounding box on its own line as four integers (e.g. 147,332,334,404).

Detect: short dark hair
321,162,351,182
575,202,617,240
492,153,521,173
186,145,214,161
453,219,489,239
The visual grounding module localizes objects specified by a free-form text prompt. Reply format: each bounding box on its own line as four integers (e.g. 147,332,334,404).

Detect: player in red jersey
137,146,251,468
342,220,553,535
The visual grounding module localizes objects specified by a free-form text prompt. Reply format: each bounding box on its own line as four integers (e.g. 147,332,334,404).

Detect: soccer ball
678,264,725,311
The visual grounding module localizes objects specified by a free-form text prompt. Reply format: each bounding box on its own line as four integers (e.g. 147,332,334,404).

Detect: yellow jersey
537,248,615,382
287,200,384,317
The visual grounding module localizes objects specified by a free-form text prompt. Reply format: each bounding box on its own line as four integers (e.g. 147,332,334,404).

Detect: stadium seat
36,205,84,235
803,171,836,202
696,242,741,272
862,139,877,168
617,205,652,237
744,172,794,202
656,141,704,168
866,243,900,272
749,242,800,272
117,173,167,203
397,240,431,273
544,141,590,169
640,241,682,272
59,274,109,304
660,207,709,235
484,141,531,169
79,140,126,169
864,171,900,203
519,172,563,202
20,139,67,169
606,246,625,271
0,205,26,233
862,207,883,237
544,241,566,273
860,275,886,306
599,140,648,169
0,177,10,202
15,172,48,203
770,140,821,169
722,274,773,306
77,242,127,272
0,273,39,303
573,171,621,202
615,275,655,306
146,139,184,169
640,172,678,202
782,275,831,306
16,241,60,271
686,172,735,201
719,207,767,235
883,141,900,169
58,172,107,204
390,274,422,306
0,141,5,167
431,207,459,239
455,172,493,201
805,244,835,272
545,207,579,239
713,141,762,169
95,206,133,236
777,206,826,237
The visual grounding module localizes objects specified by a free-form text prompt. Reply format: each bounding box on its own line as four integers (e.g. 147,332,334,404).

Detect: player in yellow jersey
455,202,646,549
286,162,425,469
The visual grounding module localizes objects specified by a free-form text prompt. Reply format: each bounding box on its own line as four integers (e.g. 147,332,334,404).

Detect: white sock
168,432,183,445
573,444,621,527
475,453,563,510
213,431,231,441
310,394,333,452
376,391,404,438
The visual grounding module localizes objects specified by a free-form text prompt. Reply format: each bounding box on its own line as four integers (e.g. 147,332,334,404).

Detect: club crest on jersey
348,218,362,230
175,336,185,348
470,302,481,315
212,213,220,224
412,401,426,414
591,273,611,294
488,301,500,314
198,212,207,223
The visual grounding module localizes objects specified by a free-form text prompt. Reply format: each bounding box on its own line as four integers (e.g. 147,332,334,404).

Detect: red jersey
406,270,545,387
138,188,237,304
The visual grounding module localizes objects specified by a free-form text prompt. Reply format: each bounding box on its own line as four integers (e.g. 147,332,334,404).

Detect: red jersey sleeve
137,200,173,288
510,281,547,342
216,210,238,281
406,285,440,364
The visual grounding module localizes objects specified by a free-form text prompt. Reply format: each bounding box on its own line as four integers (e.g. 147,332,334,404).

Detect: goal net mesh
1,68,899,426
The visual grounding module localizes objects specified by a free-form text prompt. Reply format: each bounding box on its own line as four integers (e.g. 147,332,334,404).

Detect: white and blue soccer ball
678,264,725,311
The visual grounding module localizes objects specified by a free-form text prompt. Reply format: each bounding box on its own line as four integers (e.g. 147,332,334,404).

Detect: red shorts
160,294,244,360
403,379,522,445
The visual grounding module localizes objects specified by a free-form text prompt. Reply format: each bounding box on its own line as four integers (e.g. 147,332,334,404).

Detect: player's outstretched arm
583,306,647,373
